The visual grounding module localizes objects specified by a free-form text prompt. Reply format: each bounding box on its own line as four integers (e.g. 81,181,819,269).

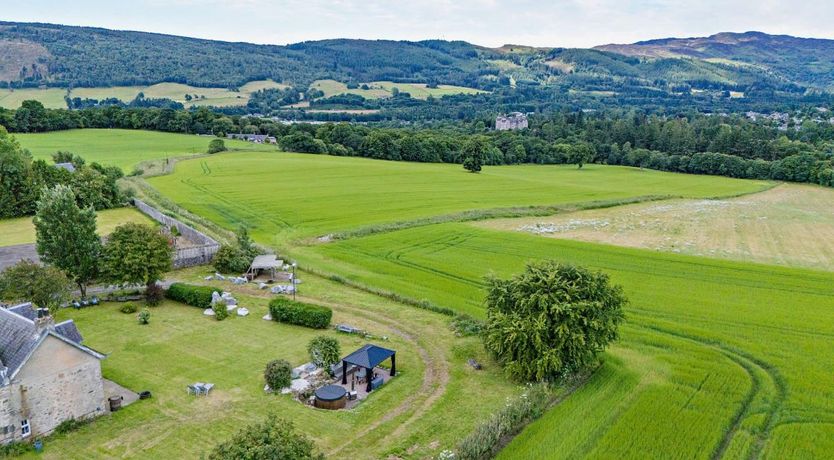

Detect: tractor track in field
193,284,452,456
291,295,450,456
636,323,786,460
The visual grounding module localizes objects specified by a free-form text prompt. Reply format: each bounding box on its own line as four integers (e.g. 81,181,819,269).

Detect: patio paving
103,379,140,410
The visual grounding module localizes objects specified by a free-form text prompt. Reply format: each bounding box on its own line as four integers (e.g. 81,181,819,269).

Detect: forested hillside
4,22,834,114
0,22,488,89
596,31,834,90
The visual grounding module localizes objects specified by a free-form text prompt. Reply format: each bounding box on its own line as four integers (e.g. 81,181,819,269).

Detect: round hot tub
314,384,347,410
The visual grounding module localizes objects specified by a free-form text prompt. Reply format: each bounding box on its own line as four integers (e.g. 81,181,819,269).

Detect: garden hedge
166,283,219,308
268,298,332,329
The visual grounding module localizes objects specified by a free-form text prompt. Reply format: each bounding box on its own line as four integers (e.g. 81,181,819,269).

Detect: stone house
0,303,105,443
495,112,529,131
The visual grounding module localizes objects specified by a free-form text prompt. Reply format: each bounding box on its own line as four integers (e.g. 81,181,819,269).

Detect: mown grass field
0,87,68,109
24,269,517,459
0,80,286,109
484,183,834,271
303,223,834,459
149,151,770,245
0,207,153,247
310,79,485,100
16,129,276,171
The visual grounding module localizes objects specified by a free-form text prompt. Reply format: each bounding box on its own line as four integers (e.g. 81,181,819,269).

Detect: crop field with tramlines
10,130,830,458
148,151,769,245
304,223,834,459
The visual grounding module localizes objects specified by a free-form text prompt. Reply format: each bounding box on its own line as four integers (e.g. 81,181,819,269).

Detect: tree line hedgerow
3,102,834,187
0,126,125,218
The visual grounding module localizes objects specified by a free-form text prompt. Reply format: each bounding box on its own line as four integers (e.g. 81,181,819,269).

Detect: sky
3,0,834,48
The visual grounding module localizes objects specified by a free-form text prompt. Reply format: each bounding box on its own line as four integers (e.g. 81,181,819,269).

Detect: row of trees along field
0,127,124,218
2,101,834,187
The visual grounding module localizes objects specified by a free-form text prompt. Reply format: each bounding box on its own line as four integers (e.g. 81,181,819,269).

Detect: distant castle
495,112,528,131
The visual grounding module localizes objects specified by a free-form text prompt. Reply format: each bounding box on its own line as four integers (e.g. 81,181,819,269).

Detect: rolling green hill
2,21,834,106
596,31,834,90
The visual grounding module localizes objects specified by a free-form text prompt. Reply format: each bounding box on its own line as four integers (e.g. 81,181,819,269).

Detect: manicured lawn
16,129,277,172
0,207,154,247
303,223,834,458
27,270,518,459
149,152,770,245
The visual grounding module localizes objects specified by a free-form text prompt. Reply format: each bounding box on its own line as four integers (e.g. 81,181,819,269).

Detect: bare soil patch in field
480,183,834,271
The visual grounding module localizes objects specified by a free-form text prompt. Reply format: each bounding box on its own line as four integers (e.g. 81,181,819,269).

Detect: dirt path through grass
293,296,450,456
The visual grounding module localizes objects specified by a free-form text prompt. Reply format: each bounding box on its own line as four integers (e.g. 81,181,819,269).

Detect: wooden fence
133,199,221,268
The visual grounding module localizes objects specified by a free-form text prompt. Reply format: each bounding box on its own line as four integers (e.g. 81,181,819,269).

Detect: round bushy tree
462,137,487,173
208,139,227,154
483,261,626,382
307,336,341,372
209,414,323,460
264,359,292,391
101,223,172,289
0,260,72,312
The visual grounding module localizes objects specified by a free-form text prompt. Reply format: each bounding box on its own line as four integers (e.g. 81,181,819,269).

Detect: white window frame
20,419,30,437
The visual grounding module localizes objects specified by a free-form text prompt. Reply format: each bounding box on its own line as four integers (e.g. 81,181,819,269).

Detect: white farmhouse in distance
495,112,528,131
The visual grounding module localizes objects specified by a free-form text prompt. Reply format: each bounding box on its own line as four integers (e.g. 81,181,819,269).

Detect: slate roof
0,303,102,382
8,303,36,321
341,344,395,369
55,320,84,344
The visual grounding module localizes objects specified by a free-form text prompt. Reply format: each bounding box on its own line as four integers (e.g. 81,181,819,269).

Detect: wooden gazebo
246,254,283,280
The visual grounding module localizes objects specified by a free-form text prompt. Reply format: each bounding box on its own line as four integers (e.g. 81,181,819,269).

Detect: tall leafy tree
483,261,626,382
0,126,33,218
462,137,487,173
34,185,101,298
101,223,172,289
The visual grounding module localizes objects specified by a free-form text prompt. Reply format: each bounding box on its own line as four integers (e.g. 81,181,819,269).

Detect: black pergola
341,344,397,392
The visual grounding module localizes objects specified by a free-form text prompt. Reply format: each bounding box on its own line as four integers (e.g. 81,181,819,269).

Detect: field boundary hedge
268,297,332,329
166,282,220,308
455,367,596,459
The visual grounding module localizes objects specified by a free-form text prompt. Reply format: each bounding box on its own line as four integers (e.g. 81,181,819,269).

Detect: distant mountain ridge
0,21,485,89
3,22,834,111
595,31,834,89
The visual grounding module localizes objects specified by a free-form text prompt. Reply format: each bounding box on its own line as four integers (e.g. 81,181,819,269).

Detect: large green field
0,80,287,109
16,129,276,171
303,223,834,458
140,147,832,458
27,269,517,459
13,129,827,458
0,207,153,247
310,79,485,100
149,152,769,245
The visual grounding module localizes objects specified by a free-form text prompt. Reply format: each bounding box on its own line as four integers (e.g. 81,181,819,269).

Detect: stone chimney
34,308,55,334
